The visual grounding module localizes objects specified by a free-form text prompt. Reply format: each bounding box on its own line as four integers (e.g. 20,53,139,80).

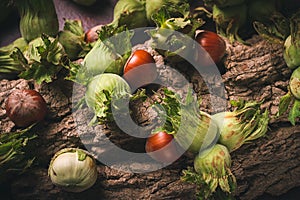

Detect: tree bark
0,35,299,200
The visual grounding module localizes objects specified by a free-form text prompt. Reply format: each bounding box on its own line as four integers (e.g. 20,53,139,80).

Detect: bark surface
0,36,299,200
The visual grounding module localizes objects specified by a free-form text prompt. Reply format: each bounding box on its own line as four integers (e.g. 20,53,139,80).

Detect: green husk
212,3,247,44
148,6,204,62
176,110,219,154
0,38,28,75
283,35,300,69
82,25,133,77
145,0,188,24
150,4,202,36
290,66,300,100
48,148,98,192
83,40,124,76
278,91,300,126
212,100,269,152
181,144,236,199
283,11,300,69
15,0,59,42
152,88,219,154
58,19,90,60
0,125,36,183
112,0,148,29
278,67,300,125
288,99,300,125
85,73,131,124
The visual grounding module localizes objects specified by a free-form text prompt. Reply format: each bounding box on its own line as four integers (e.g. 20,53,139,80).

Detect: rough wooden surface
0,34,299,200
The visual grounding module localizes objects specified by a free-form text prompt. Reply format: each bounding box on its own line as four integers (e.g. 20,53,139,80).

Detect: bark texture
0,35,299,200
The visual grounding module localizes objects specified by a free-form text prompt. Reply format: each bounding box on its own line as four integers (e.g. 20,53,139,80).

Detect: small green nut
113,0,148,29
48,148,98,193
283,35,300,69
290,66,300,99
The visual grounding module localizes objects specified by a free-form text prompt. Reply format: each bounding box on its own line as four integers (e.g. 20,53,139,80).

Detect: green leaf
151,3,190,28
288,99,300,125
148,4,203,61
10,48,29,70
181,166,205,185
174,1,190,18
77,149,87,161
83,27,132,77
63,19,84,36
46,41,60,64
130,88,148,101
0,37,28,74
253,12,289,44
39,34,50,48
12,35,65,84
65,61,90,85
19,62,60,84
229,99,244,108
98,24,128,42
278,91,293,116
164,18,191,30
0,125,36,183
152,6,171,27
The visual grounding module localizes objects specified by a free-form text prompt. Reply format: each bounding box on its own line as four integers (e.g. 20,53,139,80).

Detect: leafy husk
212,100,269,152
279,67,300,125
278,93,300,126
15,0,59,42
253,12,289,44
82,25,133,77
212,3,248,44
181,144,236,200
58,19,91,60
152,88,219,154
48,148,97,193
148,5,204,62
283,11,300,69
145,0,189,24
288,99,300,125
112,0,148,29
0,38,28,75
84,73,132,124
290,66,300,100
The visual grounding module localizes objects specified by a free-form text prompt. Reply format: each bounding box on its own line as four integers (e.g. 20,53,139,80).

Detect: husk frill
212,100,269,152
15,0,59,42
181,144,236,200
152,88,219,154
